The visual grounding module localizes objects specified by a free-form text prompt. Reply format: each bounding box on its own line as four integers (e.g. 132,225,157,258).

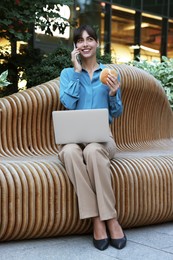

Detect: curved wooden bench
0,64,173,241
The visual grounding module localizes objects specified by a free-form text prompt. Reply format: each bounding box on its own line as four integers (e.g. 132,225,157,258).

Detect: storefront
74,0,173,62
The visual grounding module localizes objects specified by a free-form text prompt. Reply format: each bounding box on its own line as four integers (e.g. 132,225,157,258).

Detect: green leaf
0,70,11,87
0,70,8,81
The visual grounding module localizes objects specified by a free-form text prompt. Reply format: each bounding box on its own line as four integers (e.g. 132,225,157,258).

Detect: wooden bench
0,64,173,241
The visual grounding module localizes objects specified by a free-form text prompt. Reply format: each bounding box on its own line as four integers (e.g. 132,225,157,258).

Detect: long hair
73,24,98,46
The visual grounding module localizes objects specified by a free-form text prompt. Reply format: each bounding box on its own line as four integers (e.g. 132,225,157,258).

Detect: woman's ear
97,40,100,48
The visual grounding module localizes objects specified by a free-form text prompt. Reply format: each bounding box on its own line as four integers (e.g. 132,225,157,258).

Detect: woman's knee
59,143,81,162
83,143,107,159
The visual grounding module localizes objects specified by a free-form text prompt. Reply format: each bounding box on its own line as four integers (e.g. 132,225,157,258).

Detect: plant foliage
0,0,74,41
24,43,71,87
0,70,11,97
0,0,74,96
0,70,11,87
128,56,173,108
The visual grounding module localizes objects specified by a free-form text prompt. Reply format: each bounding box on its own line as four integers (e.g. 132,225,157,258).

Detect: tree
0,0,74,95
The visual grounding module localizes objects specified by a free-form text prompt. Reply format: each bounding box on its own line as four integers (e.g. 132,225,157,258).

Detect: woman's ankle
93,217,107,240
106,218,124,239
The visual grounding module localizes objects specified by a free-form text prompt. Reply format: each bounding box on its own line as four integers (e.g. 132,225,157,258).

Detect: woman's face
76,30,99,59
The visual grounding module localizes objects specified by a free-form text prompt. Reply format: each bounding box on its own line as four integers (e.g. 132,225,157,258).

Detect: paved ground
1,222,173,260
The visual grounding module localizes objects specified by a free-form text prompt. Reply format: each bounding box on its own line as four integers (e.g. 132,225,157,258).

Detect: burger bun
100,68,118,85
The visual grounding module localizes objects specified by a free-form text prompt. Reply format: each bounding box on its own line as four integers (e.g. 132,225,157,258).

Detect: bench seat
0,64,173,241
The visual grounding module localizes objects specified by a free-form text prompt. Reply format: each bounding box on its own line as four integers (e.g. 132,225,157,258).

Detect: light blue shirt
60,63,123,124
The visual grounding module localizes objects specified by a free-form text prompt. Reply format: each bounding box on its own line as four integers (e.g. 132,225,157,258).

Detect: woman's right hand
71,44,82,73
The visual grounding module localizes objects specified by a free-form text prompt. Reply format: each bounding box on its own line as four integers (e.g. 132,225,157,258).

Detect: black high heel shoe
93,237,109,251
110,233,127,249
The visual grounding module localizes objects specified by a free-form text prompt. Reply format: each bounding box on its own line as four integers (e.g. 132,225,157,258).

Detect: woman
59,24,126,251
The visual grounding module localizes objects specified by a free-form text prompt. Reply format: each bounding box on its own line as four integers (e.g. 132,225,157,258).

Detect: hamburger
100,68,118,85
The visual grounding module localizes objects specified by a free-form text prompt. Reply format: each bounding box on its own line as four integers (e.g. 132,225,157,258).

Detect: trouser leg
83,142,117,221
58,143,99,219
58,134,117,221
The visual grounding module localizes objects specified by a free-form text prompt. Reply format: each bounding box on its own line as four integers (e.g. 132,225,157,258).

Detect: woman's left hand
106,73,120,96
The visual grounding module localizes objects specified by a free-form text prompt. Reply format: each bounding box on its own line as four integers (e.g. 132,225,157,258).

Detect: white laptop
52,109,110,144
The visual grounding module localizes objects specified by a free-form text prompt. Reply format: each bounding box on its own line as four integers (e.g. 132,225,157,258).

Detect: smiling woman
72,29,99,78
58,24,126,251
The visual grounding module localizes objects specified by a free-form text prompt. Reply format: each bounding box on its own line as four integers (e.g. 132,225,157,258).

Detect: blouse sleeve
60,68,81,109
108,73,123,118
109,88,123,118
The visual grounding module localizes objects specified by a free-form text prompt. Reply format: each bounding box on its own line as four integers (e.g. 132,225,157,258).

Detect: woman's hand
71,44,82,73
106,73,120,96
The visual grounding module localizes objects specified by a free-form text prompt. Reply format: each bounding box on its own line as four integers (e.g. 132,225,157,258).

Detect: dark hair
73,24,98,46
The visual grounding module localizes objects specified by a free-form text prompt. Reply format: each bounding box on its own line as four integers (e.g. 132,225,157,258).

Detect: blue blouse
60,63,123,124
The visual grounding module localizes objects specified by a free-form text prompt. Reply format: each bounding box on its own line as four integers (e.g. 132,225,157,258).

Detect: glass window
76,1,101,29
109,6,135,63
112,0,142,10
111,0,171,18
140,14,162,60
168,20,173,58
143,0,169,17
170,3,173,18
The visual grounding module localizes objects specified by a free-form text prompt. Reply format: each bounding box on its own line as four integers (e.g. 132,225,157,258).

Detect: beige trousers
58,132,117,221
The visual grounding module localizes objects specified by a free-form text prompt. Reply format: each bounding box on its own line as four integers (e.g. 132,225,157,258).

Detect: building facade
74,0,173,62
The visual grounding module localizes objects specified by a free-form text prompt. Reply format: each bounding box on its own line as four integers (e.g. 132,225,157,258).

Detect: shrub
128,56,173,108
24,44,71,88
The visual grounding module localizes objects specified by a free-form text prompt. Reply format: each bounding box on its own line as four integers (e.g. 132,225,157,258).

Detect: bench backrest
107,64,173,148
0,64,173,156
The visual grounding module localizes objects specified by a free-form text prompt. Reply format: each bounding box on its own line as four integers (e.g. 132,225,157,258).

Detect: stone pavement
1,222,173,260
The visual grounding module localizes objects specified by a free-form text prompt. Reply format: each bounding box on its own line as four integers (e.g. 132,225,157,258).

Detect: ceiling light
129,45,159,53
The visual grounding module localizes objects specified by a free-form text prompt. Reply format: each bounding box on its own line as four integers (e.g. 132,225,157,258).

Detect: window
143,0,169,17
140,13,161,60
168,20,173,58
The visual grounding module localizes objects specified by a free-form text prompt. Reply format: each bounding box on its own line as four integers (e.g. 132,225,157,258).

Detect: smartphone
73,42,81,65
73,42,77,49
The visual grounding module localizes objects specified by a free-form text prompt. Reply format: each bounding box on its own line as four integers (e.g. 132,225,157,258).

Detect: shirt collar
99,63,106,71
82,63,105,72
94,63,106,72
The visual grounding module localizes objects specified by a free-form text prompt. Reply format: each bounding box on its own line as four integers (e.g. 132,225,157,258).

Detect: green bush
128,56,173,109
24,44,71,88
